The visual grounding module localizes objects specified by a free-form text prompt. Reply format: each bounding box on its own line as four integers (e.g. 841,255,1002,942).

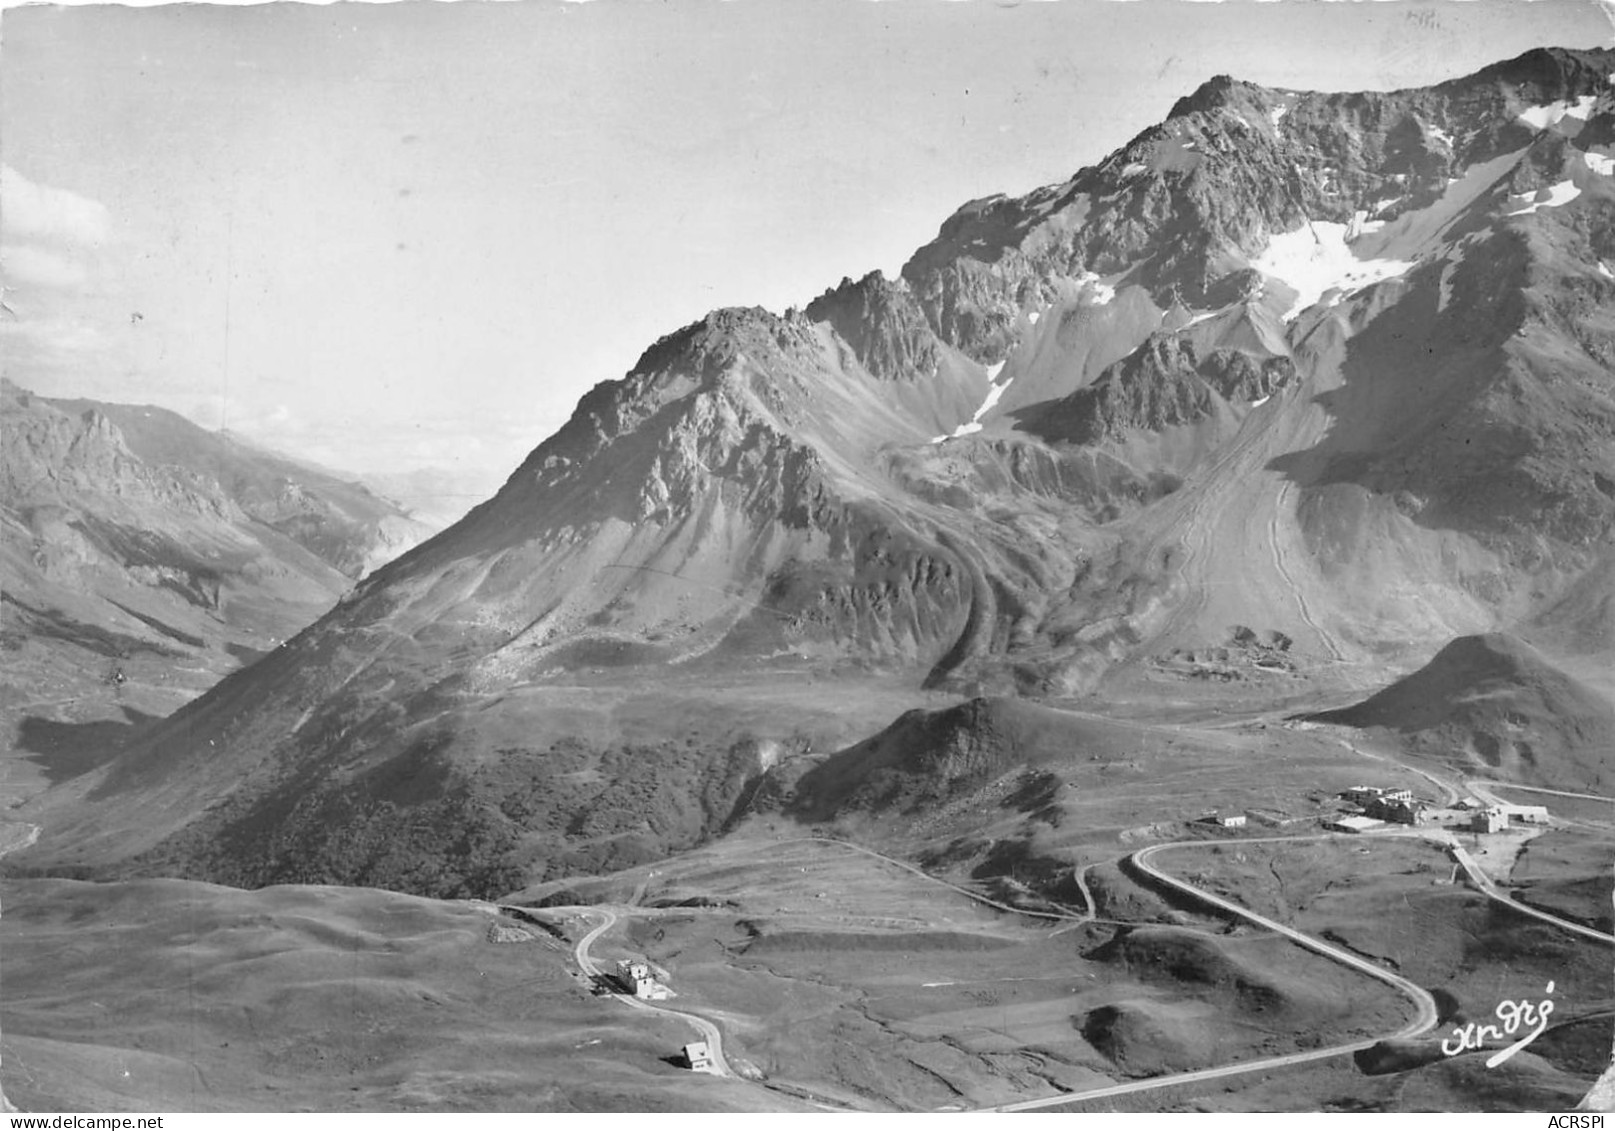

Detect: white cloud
0,165,111,248
2,243,91,290
0,312,113,375
0,167,123,382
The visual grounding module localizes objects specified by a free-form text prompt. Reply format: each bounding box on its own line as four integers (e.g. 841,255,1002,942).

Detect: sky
3,0,1613,517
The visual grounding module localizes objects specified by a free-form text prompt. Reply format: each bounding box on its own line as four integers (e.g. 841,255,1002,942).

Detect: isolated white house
683,1041,713,1072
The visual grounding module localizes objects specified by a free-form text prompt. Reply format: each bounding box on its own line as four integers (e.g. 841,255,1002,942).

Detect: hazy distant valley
4,46,1613,1114
0,379,436,801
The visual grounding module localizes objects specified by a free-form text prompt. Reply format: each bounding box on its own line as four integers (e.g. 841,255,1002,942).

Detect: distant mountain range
13,47,1614,896
1,378,433,756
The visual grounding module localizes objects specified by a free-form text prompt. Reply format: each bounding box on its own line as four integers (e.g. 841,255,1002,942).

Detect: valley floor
5,691,1609,1113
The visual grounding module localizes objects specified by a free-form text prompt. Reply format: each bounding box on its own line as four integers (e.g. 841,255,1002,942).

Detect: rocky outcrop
805,272,942,381
1032,336,1295,445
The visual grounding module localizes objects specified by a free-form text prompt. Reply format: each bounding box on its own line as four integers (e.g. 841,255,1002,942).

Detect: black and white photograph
2,0,1613,1116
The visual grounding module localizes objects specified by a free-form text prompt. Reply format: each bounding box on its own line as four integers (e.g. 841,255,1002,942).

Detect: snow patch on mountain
1427,124,1454,147
1252,220,1417,321
1505,181,1582,216
1438,246,1466,312
932,361,1011,442
1027,310,1041,326
1075,271,1116,305
1518,96,1598,134
1348,210,1387,238
1269,105,1288,129
1584,149,1615,177
1601,261,1614,280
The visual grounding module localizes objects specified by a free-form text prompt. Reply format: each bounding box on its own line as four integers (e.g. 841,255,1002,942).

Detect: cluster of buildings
1327,785,1550,834
1194,784,1554,838
1318,785,1417,833
1195,807,1313,831
1342,785,1418,823
1464,802,1550,833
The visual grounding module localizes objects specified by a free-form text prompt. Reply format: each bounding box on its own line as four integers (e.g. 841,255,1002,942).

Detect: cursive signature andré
1441,981,1556,1067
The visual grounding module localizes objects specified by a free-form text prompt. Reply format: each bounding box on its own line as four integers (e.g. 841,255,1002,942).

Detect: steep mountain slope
13,47,1615,895
40,391,431,578
1,380,431,769
1308,633,1613,791
899,45,1615,667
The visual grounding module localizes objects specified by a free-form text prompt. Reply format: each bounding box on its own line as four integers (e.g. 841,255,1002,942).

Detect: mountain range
1,379,432,790
11,46,1614,899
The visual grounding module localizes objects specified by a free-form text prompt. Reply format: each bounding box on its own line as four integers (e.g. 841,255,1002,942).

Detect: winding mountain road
1133,837,1441,1037
1443,840,1614,946
1467,780,1614,811
562,824,1604,1112
571,907,734,1077
1331,732,1462,806
990,1037,1387,1112
981,832,1442,1112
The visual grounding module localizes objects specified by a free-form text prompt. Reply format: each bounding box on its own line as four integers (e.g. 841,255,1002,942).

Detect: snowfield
1505,181,1582,216
1347,210,1387,238
1074,271,1116,305
1517,96,1598,133
932,360,1012,442
1252,220,1416,321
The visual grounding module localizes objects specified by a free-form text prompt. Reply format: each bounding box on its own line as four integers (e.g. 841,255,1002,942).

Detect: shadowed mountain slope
1308,633,1613,791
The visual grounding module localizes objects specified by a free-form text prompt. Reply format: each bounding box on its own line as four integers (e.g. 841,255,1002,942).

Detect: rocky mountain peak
899,45,1615,367
625,305,817,384
1464,44,1615,97
1165,73,1273,122
804,271,942,382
